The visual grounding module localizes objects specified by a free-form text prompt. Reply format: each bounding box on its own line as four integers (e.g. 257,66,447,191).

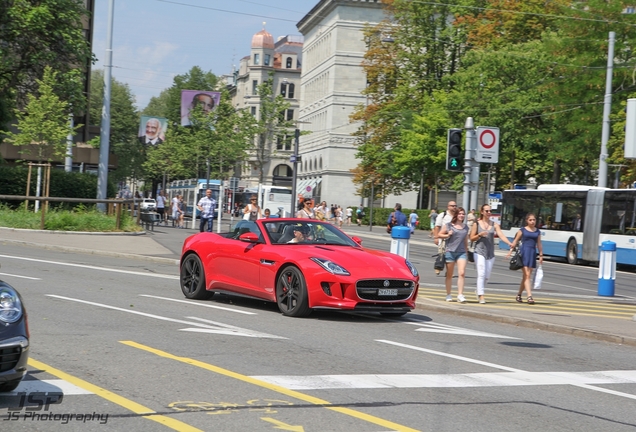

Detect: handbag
467,242,475,263
509,247,523,271
434,253,446,271
533,265,543,289
433,239,446,271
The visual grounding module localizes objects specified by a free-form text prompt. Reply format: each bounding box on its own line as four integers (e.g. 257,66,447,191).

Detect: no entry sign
475,127,499,163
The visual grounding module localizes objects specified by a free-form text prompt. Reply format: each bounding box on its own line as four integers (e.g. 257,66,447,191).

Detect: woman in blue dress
507,213,543,304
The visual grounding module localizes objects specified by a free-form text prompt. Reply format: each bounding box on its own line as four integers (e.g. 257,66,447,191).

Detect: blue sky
92,0,320,110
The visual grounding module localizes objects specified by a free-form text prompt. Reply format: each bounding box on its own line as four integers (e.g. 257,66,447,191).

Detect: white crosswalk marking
251,370,636,390
9,379,93,395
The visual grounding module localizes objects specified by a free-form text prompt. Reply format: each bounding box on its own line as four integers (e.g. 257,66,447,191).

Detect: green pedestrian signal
446,128,463,172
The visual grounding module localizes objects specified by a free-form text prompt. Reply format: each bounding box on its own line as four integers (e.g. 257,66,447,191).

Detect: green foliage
89,70,141,184
0,203,140,232
0,166,116,209
0,0,92,128
355,0,636,193
4,67,79,162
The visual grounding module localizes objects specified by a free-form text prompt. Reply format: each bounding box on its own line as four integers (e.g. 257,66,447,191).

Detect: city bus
165,178,221,218
235,186,292,217
499,184,636,265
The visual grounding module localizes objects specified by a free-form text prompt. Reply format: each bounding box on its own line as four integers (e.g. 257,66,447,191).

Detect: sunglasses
483,210,492,213
250,199,257,201
449,204,457,207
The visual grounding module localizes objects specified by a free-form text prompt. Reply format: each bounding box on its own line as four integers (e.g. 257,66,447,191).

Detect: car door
212,222,264,296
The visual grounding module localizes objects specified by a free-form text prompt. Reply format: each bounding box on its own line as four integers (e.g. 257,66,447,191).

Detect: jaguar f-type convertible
180,219,419,317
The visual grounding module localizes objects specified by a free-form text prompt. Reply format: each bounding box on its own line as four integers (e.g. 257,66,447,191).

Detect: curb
0,239,179,265
0,227,146,236
415,298,636,348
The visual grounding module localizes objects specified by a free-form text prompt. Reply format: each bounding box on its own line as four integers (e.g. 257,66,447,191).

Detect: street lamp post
290,128,300,216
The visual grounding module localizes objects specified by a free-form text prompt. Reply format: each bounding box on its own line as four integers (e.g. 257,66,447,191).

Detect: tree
89,70,141,184
5,67,79,162
0,0,93,128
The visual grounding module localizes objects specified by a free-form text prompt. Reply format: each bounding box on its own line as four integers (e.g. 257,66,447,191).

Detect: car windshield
262,220,359,246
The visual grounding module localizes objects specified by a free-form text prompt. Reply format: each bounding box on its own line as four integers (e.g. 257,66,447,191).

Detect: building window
276,136,292,151
251,106,256,116
280,83,287,97
252,80,258,95
286,57,293,68
254,53,260,65
288,83,295,98
264,54,271,66
286,109,294,121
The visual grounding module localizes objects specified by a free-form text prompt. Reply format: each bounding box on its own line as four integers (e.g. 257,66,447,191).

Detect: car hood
293,245,413,277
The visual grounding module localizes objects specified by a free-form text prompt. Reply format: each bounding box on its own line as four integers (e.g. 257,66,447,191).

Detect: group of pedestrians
155,191,186,228
295,199,352,226
432,200,542,305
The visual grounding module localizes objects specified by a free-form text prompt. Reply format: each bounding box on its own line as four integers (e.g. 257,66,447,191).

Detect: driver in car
288,225,312,243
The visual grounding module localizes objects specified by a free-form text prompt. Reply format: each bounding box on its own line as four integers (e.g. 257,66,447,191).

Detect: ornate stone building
296,0,418,209
227,28,303,188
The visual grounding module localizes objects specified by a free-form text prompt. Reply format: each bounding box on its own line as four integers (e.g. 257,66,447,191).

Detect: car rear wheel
276,266,311,317
180,254,214,299
566,238,578,265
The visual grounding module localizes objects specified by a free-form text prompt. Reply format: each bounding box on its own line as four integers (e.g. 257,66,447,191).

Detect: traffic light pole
463,117,476,211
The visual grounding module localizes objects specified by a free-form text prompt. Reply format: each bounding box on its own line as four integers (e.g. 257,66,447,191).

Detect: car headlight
0,284,23,324
310,258,350,276
405,259,419,277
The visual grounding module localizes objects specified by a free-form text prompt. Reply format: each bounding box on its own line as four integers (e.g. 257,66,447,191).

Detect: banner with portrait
180,90,221,126
138,116,167,145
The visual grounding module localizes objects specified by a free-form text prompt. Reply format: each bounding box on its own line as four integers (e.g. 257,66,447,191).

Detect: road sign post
475,127,500,163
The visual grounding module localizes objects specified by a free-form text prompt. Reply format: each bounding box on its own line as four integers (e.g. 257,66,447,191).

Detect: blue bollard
390,226,411,258
598,240,616,297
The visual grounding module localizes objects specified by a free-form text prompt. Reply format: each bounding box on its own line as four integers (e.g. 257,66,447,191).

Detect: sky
92,0,320,110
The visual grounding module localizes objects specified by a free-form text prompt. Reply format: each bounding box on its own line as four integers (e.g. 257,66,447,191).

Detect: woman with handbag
469,204,514,304
438,207,469,303
507,213,543,304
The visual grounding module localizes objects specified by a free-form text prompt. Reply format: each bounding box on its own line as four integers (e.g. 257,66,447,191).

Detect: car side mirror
351,236,362,245
239,232,260,243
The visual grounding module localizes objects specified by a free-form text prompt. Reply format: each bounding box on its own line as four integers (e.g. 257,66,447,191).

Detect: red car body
180,218,419,317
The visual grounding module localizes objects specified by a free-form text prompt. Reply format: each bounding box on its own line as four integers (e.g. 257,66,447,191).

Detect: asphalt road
1,243,635,431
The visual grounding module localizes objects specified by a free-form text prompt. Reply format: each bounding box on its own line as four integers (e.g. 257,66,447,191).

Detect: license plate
378,289,398,296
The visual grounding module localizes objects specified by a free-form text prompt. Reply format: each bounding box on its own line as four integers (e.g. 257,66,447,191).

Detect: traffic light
446,128,463,172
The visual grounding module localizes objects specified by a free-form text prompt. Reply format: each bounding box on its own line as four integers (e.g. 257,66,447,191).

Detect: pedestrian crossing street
417,286,636,319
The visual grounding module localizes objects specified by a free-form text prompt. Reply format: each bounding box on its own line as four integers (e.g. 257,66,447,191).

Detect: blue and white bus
500,184,636,265
236,186,292,217
166,179,221,218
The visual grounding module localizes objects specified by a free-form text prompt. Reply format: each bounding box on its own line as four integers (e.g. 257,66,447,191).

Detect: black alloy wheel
180,254,213,299
276,266,311,317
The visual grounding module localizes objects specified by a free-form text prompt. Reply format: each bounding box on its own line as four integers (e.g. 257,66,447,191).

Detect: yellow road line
27,358,202,432
120,340,421,432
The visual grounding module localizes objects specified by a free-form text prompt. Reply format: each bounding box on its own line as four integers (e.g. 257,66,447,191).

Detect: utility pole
97,0,115,211
462,117,475,211
290,128,300,216
598,31,615,188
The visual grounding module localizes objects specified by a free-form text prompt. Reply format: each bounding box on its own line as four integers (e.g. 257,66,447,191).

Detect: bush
0,166,117,209
359,207,436,230
0,203,140,232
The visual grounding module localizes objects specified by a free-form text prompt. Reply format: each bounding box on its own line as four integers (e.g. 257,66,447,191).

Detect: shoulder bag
509,246,523,271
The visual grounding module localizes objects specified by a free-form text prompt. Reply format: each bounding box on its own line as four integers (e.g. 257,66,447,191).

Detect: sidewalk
1,224,635,347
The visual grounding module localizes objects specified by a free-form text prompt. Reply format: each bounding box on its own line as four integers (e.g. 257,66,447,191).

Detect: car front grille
0,346,22,373
356,279,414,301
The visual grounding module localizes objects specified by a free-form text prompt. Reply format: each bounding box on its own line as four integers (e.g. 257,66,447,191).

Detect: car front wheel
180,254,214,299
276,266,311,317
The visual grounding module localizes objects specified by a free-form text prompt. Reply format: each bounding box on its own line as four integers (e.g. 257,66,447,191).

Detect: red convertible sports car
180,219,419,317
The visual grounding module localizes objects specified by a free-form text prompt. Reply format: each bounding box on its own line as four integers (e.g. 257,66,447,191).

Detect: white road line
404,321,520,339
10,379,93,395
0,272,41,280
377,340,636,400
0,254,178,280
46,295,284,339
251,370,636,390
139,294,256,315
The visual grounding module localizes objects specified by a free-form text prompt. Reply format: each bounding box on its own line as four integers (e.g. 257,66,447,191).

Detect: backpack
386,212,398,233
